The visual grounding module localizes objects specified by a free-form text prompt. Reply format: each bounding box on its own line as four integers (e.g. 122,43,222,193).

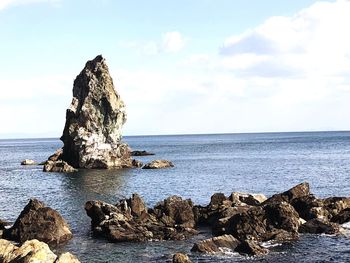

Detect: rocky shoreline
1,182,349,262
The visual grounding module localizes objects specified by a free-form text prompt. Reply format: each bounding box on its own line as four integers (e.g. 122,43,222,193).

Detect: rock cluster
0,239,80,263
3,199,73,245
85,194,197,242
131,150,155,156
142,160,174,169
85,182,350,256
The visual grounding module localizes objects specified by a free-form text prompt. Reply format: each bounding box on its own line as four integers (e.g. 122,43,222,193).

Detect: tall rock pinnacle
60,55,132,168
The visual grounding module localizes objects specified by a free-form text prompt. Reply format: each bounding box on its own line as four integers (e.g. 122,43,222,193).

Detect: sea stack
60,55,132,169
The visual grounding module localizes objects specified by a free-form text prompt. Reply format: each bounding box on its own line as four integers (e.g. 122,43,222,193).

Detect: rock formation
172,253,192,263
59,55,133,169
0,239,80,263
84,182,350,256
142,160,174,169
3,199,73,244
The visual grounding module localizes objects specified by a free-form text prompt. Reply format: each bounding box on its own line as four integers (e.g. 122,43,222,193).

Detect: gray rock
20,159,36,165
142,160,174,169
131,150,155,156
59,55,132,169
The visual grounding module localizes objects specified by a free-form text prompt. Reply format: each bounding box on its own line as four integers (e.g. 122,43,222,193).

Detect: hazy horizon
1,0,349,138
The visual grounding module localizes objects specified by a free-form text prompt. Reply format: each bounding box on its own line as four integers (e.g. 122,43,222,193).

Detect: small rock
43,160,77,173
56,252,81,263
298,218,340,234
0,219,9,230
230,192,267,206
235,240,268,255
173,252,192,263
131,159,143,168
131,150,155,156
20,159,37,165
142,160,174,169
48,148,63,161
191,234,240,253
3,198,73,244
264,182,310,204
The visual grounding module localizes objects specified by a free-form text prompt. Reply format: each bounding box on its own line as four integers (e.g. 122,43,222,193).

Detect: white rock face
60,55,132,169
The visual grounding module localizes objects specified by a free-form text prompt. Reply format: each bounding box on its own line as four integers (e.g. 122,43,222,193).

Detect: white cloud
160,31,186,53
0,0,60,10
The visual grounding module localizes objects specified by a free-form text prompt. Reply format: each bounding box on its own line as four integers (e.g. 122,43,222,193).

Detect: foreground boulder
142,160,174,169
3,199,72,244
57,55,133,169
0,239,80,263
85,194,197,242
43,160,77,173
235,240,268,255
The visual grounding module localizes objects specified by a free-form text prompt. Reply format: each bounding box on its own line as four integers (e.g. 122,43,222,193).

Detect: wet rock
191,234,240,253
131,150,155,156
20,159,36,165
235,240,268,255
299,218,340,234
0,239,80,263
0,219,9,230
3,199,73,244
142,160,174,169
59,55,132,169
291,195,326,220
331,208,350,224
323,197,350,218
131,159,143,168
172,253,192,263
43,160,77,173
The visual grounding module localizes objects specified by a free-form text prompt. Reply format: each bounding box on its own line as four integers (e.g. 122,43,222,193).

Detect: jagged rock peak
60,55,132,169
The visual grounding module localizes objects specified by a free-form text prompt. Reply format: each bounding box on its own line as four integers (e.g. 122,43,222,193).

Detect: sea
1,131,350,262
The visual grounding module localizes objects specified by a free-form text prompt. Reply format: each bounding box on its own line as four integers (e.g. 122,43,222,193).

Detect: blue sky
1,0,349,138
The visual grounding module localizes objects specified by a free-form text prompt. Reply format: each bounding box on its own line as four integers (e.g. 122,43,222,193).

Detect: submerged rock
235,240,268,255
20,159,36,165
0,239,80,263
3,199,72,244
142,160,174,169
131,150,155,156
59,55,132,169
43,160,77,173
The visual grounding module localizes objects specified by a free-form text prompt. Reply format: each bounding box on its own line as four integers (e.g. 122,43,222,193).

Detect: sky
0,0,349,138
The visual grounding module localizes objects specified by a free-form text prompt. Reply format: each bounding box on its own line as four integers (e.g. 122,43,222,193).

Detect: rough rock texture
299,218,340,234
60,55,132,169
3,199,72,244
235,240,268,255
85,194,197,242
20,159,37,165
191,234,240,253
43,160,77,173
131,159,143,168
172,253,192,263
142,160,174,169
331,208,350,224
131,150,155,156
0,239,80,263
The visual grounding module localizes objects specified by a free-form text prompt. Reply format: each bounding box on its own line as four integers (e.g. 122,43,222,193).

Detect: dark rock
142,160,174,169
235,240,268,255
264,202,300,233
264,182,310,204
43,160,77,173
0,219,9,230
331,208,350,224
131,150,155,156
85,194,197,242
191,234,240,253
59,55,133,169
20,159,36,165
229,192,267,206
131,159,143,168
299,218,340,234
48,148,63,162
291,195,326,220
323,197,350,218
173,253,192,263
3,198,73,244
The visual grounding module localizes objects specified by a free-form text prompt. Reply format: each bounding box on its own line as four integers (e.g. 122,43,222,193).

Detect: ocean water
0,131,350,262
